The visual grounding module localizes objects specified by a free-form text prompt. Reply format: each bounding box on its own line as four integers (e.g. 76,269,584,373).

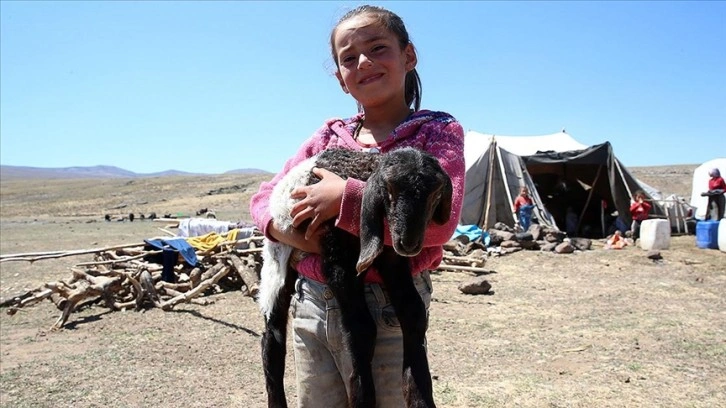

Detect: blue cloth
144,238,198,283
451,224,491,246
144,238,198,266
518,204,535,232
614,217,629,234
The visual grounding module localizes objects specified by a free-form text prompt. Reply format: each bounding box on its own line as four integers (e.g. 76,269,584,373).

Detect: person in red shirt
706,168,725,220
513,186,535,231
629,190,652,241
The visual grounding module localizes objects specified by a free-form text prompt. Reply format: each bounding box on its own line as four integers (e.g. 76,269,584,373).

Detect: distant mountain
0,165,269,180
224,168,273,175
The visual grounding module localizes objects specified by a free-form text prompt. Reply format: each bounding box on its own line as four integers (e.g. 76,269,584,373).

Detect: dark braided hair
330,5,422,111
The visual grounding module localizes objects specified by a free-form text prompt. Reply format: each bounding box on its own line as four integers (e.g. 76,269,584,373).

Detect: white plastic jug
639,219,671,250
719,219,726,252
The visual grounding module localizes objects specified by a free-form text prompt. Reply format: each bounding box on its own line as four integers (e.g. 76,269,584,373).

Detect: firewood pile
0,232,265,330
1,225,497,330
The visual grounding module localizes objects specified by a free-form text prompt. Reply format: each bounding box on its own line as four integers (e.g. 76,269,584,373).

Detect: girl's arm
249,131,327,251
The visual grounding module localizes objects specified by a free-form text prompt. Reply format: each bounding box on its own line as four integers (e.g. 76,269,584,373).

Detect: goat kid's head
356,148,453,273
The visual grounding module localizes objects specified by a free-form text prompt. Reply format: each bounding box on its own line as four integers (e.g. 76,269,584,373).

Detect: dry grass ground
1,168,724,408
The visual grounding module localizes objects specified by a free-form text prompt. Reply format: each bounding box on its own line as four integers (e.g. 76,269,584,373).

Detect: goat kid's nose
397,238,422,256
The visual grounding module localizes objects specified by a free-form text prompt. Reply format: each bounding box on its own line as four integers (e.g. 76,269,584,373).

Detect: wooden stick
0,242,146,259
436,263,489,274
0,242,147,263
74,251,162,267
227,254,260,297
157,227,177,237
442,254,486,267
576,163,603,236
159,264,230,311
18,289,54,308
211,247,263,258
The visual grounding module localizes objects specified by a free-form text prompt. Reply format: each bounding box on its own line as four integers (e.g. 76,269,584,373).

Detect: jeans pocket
378,305,401,332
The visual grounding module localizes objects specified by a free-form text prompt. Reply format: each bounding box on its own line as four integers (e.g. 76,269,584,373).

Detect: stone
646,250,663,260
500,240,521,248
540,242,558,252
555,242,575,254
569,238,592,251
458,277,492,295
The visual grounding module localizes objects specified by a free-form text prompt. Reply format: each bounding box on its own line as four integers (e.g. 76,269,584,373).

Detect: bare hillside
628,164,697,198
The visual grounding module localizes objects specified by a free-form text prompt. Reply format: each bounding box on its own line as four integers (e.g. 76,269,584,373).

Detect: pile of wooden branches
1,233,264,330
1,230,490,330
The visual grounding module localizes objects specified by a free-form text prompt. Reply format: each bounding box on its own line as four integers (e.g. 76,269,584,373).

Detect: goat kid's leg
378,254,436,408
320,228,377,408
324,261,378,408
261,267,297,408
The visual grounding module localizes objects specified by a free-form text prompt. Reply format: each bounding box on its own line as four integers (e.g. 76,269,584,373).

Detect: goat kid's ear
433,174,454,224
357,177,385,274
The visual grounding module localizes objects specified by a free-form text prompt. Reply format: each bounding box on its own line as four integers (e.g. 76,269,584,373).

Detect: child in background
249,5,465,406
513,186,535,232
629,190,652,241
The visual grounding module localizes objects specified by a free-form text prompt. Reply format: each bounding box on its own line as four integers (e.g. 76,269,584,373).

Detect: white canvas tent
690,158,726,220
461,132,562,231
461,130,665,238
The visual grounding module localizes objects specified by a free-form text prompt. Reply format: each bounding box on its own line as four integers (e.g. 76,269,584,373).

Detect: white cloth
176,218,234,238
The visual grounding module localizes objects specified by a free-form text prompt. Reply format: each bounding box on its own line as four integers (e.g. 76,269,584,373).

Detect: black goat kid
258,147,452,408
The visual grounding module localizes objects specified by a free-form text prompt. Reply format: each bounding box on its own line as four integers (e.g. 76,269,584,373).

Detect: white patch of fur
258,155,319,320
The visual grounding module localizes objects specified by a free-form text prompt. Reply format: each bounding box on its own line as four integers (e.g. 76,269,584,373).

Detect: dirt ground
1,171,724,408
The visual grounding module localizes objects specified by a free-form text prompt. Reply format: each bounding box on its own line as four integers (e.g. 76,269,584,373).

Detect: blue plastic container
696,220,720,249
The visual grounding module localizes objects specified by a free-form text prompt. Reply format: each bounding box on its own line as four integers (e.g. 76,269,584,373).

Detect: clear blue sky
1,1,724,174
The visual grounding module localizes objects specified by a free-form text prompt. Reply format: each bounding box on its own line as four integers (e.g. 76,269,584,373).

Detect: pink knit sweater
249,110,465,283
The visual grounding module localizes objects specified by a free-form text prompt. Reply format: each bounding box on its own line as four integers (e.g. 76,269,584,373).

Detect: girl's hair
330,5,422,111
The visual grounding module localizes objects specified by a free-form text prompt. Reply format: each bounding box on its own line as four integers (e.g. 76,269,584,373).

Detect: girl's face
333,14,416,110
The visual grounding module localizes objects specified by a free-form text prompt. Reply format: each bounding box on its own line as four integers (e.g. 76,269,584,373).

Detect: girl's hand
290,167,346,240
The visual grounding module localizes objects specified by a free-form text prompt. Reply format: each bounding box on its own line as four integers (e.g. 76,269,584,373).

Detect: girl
629,190,652,241
249,5,465,407
513,186,535,232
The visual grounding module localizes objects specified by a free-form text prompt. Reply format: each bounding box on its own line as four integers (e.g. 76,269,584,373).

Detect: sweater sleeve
513,196,522,213
249,130,326,240
711,177,726,191
335,120,466,248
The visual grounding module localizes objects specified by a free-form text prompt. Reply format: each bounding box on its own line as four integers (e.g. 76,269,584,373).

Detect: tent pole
674,201,681,234
576,163,603,236
496,143,516,226
614,159,633,199
675,199,689,235
480,142,496,229
601,200,606,237
683,199,689,234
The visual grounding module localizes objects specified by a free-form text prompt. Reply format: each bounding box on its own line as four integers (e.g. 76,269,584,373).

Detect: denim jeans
290,270,433,408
